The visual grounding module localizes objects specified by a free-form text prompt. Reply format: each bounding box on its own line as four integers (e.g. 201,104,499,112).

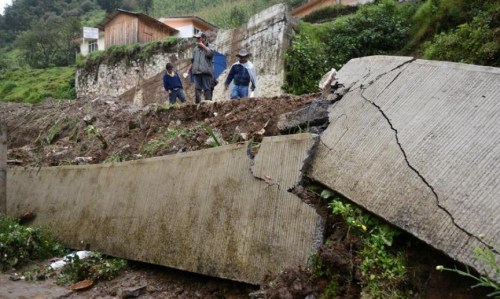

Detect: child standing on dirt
163,63,186,105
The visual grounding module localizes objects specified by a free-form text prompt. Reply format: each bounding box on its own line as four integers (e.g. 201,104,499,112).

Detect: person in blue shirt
163,63,186,104
224,49,257,100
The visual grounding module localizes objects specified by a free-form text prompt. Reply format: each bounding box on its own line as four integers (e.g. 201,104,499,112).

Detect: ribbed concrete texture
310,56,500,278
7,134,321,284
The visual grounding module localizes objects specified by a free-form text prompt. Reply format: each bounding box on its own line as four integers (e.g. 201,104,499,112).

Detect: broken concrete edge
336,55,416,94
300,134,325,265
247,134,325,265
316,56,499,281
353,61,498,258
8,135,324,285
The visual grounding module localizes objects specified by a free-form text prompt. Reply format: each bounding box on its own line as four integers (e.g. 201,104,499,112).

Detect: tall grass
0,67,76,103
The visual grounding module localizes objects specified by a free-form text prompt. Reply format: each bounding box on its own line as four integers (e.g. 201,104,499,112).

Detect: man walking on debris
191,32,215,104
224,49,257,100
163,63,186,105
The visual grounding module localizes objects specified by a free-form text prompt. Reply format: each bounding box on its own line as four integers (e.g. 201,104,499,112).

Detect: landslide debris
0,94,317,167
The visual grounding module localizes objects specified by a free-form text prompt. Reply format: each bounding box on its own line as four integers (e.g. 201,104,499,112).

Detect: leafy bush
324,191,409,298
283,28,329,94
0,216,66,271
284,0,415,95
423,12,500,67
325,0,414,64
56,252,127,285
78,38,183,71
410,0,498,47
151,0,305,29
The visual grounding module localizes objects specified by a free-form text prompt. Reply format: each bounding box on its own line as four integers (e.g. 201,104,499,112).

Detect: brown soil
0,96,490,298
1,95,316,167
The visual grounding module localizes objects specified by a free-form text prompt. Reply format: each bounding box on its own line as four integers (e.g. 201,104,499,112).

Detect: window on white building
88,40,98,53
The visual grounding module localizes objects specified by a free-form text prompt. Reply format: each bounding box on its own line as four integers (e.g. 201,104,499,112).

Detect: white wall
79,33,105,56
173,24,195,38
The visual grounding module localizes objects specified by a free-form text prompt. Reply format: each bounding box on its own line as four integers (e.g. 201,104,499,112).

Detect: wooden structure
98,9,178,49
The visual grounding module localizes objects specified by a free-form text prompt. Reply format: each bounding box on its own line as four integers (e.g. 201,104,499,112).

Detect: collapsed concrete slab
7,134,321,284
277,100,331,134
310,56,500,278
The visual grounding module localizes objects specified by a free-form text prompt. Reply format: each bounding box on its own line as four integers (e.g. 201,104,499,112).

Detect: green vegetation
0,67,76,103
55,252,127,285
1,215,127,284
284,0,416,94
202,125,221,147
0,216,66,271
436,247,500,298
422,11,500,67
22,251,127,285
85,124,108,149
285,0,499,95
78,37,182,71
44,118,78,145
141,126,195,157
321,189,409,298
151,0,303,28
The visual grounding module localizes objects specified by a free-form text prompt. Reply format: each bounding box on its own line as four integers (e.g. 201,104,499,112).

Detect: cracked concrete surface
310,56,500,278
7,134,321,285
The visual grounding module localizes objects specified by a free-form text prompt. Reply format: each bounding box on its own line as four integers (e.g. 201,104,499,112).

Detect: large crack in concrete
356,63,497,254
246,135,320,192
245,134,325,255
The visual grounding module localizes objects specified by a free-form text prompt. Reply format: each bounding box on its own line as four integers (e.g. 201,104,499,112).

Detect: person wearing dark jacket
163,63,186,104
224,49,257,100
191,31,215,103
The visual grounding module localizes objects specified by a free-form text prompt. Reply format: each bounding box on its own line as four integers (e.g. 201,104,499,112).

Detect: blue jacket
225,64,250,87
163,71,183,91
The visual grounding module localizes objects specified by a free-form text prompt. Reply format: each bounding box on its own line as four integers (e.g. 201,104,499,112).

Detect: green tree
15,16,80,68
284,32,328,94
325,0,413,65
229,6,246,28
97,0,124,12
284,0,415,95
423,12,500,67
410,0,498,46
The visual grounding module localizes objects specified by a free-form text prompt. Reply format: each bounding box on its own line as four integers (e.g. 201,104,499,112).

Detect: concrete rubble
310,56,500,278
7,134,322,285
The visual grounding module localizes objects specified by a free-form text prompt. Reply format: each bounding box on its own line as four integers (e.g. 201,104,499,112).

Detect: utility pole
0,123,6,215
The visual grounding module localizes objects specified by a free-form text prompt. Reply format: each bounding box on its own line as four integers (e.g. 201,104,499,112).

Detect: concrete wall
76,4,293,103
75,39,193,103
7,134,321,284
213,4,294,100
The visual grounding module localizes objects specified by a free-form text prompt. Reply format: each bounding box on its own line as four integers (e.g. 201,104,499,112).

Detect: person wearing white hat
224,49,257,100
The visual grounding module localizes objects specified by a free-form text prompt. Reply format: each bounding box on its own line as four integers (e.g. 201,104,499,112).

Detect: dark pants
169,88,186,104
193,74,213,104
